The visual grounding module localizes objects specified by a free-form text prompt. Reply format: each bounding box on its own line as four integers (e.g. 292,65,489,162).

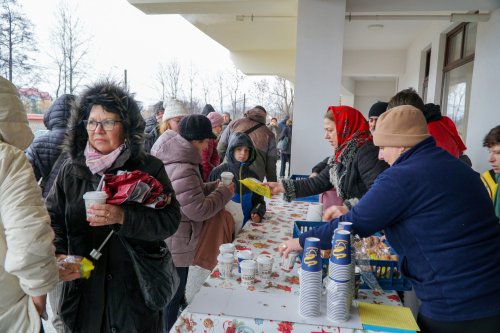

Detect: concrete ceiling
128,0,500,81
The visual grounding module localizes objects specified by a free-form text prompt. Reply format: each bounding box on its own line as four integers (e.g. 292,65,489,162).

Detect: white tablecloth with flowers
171,198,403,333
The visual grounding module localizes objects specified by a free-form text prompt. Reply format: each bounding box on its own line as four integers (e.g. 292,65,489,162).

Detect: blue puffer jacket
209,132,266,225
300,137,500,322
26,94,74,197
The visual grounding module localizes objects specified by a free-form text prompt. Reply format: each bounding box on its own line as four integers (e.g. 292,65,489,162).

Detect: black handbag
118,235,180,311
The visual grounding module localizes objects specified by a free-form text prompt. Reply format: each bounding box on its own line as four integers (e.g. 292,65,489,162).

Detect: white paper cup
256,254,274,282
83,191,108,218
221,171,234,186
240,259,257,287
219,243,235,255
281,251,300,271
306,203,323,221
217,253,234,278
237,250,253,273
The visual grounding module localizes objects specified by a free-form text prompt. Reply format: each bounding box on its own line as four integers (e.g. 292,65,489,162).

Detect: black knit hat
368,101,389,118
179,114,217,141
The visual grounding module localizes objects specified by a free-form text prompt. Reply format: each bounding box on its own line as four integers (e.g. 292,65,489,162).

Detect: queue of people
1,71,499,333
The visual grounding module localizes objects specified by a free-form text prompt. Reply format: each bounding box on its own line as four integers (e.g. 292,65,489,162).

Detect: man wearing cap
367,101,388,134
280,105,500,333
218,106,277,182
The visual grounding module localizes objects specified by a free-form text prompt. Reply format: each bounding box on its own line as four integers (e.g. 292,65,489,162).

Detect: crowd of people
0,73,499,333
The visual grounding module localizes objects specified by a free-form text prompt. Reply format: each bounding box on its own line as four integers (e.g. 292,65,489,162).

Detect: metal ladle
90,230,114,260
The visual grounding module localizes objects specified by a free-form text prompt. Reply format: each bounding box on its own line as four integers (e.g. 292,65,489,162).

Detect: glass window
464,23,477,57
442,61,474,139
446,31,463,65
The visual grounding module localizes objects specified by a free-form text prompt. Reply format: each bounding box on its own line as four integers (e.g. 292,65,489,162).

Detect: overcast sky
19,0,233,104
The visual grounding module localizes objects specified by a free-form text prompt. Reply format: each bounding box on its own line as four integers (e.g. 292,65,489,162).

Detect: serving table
171,197,403,333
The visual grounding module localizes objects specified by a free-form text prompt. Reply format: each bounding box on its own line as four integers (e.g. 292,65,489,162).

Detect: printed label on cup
281,251,299,271
240,259,256,287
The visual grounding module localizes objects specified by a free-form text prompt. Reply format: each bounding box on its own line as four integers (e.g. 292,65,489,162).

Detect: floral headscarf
327,105,371,162
326,105,371,199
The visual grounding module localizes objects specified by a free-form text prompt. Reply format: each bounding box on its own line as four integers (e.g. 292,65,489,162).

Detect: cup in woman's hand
83,191,108,218
220,171,234,186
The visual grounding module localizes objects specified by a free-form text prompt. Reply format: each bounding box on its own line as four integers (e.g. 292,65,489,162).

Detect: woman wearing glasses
45,81,181,333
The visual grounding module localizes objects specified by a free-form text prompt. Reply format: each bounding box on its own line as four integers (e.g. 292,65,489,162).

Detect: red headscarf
326,105,371,162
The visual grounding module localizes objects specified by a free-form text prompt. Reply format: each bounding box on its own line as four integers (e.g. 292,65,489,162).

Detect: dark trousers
417,312,500,333
164,266,188,333
280,153,290,177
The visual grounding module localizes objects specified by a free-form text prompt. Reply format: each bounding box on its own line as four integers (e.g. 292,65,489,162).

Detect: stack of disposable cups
327,229,354,322
338,222,356,297
299,237,323,317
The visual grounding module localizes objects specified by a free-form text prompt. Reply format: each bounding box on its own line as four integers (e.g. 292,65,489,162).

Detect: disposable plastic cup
281,251,300,271
257,254,274,282
237,250,253,273
306,203,323,221
83,191,108,218
217,253,234,278
240,259,257,287
219,243,235,256
221,171,234,186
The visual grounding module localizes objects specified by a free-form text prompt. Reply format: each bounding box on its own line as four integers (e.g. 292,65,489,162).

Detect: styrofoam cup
240,259,257,287
219,243,235,255
83,191,108,218
306,203,323,221
237,250,253,273
221,171,234,186
257,254,274,282
217,253,234,278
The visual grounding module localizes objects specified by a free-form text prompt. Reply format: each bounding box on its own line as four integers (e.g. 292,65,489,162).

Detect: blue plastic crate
289,174,320,202
293,221,411,291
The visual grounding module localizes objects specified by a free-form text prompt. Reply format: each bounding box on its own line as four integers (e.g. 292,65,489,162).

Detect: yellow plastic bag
240,177,272,198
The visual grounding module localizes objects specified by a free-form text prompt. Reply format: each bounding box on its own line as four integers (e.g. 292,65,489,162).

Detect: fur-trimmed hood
64,81,146,160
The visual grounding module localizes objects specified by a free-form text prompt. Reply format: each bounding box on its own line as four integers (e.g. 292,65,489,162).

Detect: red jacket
427,116,466,157
202,138,220,181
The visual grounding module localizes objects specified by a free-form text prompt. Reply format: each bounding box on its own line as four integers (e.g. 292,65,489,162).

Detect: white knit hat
162,99,189,122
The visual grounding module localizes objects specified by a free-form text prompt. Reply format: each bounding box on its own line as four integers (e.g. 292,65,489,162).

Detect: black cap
368,101,389,118
179,114,217,141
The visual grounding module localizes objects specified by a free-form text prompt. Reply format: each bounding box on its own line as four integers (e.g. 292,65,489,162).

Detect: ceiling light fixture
368,24,384,30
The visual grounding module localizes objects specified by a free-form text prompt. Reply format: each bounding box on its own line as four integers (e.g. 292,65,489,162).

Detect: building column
290,0,346,175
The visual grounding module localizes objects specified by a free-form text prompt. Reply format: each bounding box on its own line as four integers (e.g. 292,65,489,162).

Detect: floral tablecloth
172,198,403,333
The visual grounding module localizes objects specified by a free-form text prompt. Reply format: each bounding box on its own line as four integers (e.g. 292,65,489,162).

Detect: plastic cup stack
237,250,253,273
299,237,323,318
327,229,354,322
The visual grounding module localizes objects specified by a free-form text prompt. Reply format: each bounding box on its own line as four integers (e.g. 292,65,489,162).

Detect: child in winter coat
209,132,266,226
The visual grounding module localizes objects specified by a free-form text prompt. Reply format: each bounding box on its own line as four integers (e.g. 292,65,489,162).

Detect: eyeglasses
83,119,122,131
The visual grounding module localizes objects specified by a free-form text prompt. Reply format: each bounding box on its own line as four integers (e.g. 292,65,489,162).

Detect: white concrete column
290,0,346,175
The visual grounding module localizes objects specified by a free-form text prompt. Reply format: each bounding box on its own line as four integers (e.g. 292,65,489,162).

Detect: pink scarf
84,142,125,175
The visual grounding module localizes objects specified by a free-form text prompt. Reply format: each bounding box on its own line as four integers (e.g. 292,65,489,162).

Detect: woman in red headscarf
266,106,388,218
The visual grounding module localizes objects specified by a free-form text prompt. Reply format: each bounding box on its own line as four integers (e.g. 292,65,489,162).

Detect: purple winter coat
151,130,232,267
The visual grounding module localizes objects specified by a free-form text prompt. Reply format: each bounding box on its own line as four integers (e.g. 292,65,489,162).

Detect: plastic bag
58,255,95,279
240,177,272,198
225,200,244,234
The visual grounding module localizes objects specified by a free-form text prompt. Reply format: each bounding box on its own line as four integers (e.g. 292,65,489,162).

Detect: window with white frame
441,22,477,140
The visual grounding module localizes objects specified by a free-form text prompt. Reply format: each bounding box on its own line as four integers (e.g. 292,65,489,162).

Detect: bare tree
156,59,182,100
251,78,271,108
271,76,294,119
155,63,168,101
50,0,91,97
215,70,226,114
0,0,37,84
185,61,197,111
226,66,246,118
